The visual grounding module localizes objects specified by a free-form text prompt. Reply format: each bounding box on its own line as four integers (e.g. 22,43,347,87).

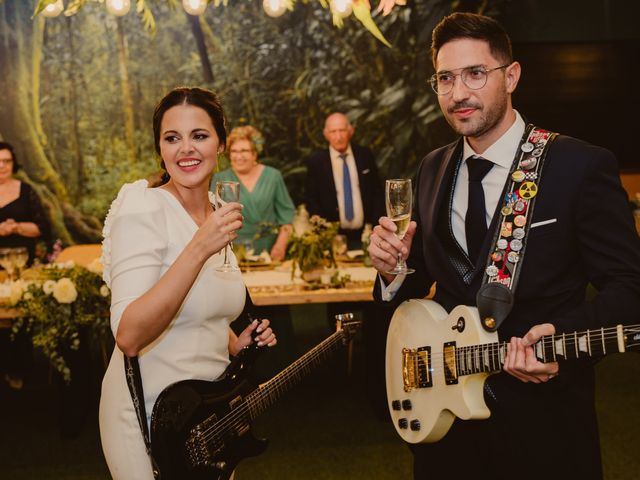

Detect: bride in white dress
99,87,277,480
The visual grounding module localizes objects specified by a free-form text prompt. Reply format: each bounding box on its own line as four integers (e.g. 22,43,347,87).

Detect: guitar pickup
443,341,458,385
401,346,432,392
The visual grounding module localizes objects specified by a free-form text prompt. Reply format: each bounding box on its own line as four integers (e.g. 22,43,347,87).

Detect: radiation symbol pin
518,181,538,199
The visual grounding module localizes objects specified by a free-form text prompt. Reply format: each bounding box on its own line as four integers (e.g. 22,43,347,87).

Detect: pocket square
361,168,371,174
530,218,557,228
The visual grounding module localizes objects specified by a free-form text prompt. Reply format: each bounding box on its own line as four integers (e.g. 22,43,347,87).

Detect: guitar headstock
334,313,362,341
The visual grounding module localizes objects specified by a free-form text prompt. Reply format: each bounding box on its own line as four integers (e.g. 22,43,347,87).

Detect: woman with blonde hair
212,125,294,261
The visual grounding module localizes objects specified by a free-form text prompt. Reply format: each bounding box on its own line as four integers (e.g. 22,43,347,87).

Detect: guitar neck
457,324,640,377
244,329,348,419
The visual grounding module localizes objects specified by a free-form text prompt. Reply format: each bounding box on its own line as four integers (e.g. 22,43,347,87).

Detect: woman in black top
0,142,49,264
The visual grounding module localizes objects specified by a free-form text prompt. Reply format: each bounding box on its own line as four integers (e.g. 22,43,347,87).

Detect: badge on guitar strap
476,125,558,332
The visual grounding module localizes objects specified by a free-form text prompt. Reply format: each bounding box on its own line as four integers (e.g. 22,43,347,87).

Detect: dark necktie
465,156,494,263
340,153,354,221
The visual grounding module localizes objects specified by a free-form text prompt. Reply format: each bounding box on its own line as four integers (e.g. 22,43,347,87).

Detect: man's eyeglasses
429,64,510,95
0,159,13,166
229,149,253,155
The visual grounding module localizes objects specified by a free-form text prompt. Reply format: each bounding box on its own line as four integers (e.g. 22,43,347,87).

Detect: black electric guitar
385,299,640,444
150,314,360,480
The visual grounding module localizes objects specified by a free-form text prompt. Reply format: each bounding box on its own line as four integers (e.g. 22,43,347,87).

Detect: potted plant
287,215,339,282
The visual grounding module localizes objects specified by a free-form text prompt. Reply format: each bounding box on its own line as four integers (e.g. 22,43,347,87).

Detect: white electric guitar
385,299,640,444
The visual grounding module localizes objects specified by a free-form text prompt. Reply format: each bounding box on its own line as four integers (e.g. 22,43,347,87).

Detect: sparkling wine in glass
11,247,29,278
385,179,415,275
216,181,241,273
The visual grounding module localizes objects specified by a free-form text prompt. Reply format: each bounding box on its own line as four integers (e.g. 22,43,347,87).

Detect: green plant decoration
9,261,111,383
287,215,339,278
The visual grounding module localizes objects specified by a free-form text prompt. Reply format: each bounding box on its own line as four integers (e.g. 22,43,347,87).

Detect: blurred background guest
212,125,295,261
0,141,50,265
304,112,384,249
0,141,50,391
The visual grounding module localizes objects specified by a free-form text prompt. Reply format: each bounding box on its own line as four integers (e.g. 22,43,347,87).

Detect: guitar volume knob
410,420,421,431
398,418,408,429
391,400,401,411
401,399,412,410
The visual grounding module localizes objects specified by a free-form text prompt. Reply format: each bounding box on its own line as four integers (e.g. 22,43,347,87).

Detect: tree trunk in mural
66,15,85,202
0,0,100,245
186,13,214,84
115,17,137,165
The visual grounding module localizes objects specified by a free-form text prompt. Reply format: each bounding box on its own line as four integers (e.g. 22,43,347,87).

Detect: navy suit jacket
304,144,384,230
376,132,640,476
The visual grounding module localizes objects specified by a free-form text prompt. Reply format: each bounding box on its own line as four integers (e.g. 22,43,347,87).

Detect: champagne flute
385,179,415,275
216,181,241,273
11,247,29,278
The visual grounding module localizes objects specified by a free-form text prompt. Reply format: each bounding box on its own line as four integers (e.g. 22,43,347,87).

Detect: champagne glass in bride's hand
385,179,415,275
216,181,241,273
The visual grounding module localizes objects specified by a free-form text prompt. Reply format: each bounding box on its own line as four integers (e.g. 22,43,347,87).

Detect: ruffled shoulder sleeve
101,179,153,287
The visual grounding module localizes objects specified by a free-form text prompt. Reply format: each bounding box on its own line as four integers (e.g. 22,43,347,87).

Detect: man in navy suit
304,112,383,248
368,12,640,480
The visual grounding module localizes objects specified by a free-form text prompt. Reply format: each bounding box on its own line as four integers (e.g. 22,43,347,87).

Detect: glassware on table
385,178,415,275
11,247,28,277
332,234,348,259
215,181,241,273
0,247,16,281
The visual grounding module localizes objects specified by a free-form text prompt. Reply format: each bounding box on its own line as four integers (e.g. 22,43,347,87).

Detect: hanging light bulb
330,0,353,18
182,0,208,16
105,0,131,17
262,0,287,18
41,0,64,18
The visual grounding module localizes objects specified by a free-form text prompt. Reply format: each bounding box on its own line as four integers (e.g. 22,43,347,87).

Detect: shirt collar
462,110,525,170
329,145,353,160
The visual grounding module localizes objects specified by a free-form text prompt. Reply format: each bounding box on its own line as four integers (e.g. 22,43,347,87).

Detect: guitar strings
197,332,346,447
401,326,635,378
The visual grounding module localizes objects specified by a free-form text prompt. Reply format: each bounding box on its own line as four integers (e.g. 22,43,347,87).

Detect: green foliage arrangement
287,215,339,277
10,261,111,383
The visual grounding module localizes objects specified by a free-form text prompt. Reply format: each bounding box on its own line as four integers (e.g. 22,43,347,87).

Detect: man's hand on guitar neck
503,323,560,383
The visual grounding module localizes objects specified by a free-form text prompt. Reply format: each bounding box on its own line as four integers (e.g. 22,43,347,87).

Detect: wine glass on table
385,178,415,275
11,247,29,278
215,181,241,273
0,248,16,281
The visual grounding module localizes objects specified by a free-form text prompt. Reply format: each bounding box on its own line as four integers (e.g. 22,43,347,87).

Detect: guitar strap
124,354,161,479
476,124,558,332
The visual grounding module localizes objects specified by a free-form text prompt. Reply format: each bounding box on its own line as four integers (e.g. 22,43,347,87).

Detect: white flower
52,278,78,304
100,284,110,297
43,280,56,295
87,257,103,274
8,282,26,305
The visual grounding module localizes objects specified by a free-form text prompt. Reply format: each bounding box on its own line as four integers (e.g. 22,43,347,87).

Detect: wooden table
242,263,377,306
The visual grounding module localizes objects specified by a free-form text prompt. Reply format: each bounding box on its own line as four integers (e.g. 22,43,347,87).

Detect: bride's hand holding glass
193,201,243,260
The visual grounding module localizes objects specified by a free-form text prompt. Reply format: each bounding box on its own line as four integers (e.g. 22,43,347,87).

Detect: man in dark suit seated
368,12,640,480
304,112,384,249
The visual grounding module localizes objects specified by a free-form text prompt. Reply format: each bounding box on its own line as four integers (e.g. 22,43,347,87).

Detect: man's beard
446,92,509,140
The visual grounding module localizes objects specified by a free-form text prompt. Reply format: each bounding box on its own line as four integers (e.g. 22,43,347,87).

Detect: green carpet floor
0,304,637,479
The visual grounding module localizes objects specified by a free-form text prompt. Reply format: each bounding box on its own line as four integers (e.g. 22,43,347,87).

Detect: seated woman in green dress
211,125,295,261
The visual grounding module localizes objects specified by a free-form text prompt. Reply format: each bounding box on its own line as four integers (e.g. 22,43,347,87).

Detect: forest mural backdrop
0,0,504,249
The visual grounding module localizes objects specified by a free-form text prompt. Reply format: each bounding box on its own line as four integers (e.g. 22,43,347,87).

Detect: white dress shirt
329,145,365,230
381,110,525,300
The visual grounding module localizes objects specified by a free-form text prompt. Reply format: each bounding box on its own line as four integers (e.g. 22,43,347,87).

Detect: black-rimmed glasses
429,64,510,95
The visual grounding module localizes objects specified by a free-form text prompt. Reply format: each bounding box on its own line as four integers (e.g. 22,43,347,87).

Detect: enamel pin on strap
476,125,558,332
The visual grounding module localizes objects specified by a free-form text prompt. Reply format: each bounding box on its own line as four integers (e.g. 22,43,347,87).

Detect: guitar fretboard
244,328,352,419
456,323,640,377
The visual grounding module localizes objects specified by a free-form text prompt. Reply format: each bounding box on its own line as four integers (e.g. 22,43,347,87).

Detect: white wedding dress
99,180,246,479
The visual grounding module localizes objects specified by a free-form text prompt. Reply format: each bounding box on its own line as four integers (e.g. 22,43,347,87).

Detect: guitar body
386,299,496,443
151,348,267,480
150,315,362,479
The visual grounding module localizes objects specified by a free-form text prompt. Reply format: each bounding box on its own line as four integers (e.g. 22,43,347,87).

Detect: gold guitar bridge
401,346,432,392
